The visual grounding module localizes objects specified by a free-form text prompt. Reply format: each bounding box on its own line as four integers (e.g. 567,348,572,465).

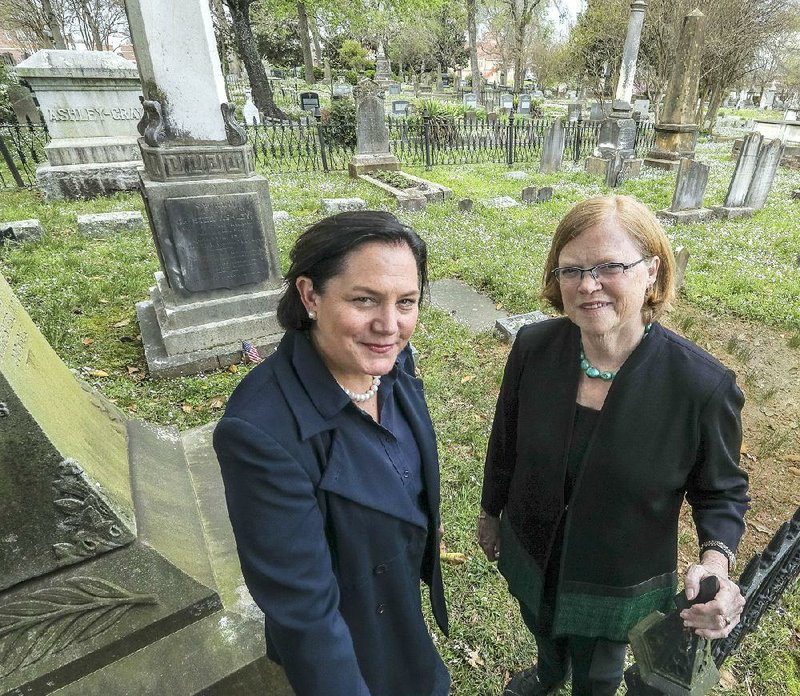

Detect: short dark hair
277,210,429,331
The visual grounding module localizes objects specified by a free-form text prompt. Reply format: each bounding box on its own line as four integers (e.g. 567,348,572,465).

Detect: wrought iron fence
0,122,49,189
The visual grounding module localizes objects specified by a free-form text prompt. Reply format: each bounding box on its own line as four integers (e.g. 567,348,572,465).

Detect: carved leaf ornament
0,576,157,677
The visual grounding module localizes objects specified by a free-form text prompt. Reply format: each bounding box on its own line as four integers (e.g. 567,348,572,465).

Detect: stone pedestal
645,123,699,170
15,50,143,200
586,152,642,187
349,78,398,177
348,153,400,176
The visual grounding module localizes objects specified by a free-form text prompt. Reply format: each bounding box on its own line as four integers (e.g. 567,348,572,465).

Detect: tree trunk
467,0,480,101
513,21,525,91
42,0,67,49
703,82,725,133
309,11,323,67
297,2,316,84
77,0,105,49
227,0,287,120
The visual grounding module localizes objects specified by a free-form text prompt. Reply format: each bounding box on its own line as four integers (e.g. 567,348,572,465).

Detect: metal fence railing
0,122,48,189
0,115,656,188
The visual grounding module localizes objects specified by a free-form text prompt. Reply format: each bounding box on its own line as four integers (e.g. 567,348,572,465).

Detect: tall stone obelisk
585,0,648,186
645,9,708,170
126,0,283,378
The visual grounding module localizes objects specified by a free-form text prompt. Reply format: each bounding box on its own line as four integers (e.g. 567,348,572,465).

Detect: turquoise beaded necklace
579,323,652,381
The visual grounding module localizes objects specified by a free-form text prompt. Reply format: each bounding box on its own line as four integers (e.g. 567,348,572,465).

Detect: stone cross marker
126,0,283,377
348,78,400,175
657,158,712,223
540,118,565,174
645,10,708,170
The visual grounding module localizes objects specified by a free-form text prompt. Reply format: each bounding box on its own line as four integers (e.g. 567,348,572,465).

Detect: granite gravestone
127,0,283,377
590,103,604,121
518,94,532,115
388,83,401,95
500,94,514,112
463,93,478,110
540,118,565,174
299,91,320,112
7,83,43,125
392,100,409,116
715,132,762,218
14,50,143,200
348,78,400,176
743,138,785,210
657,158,712,223
568,102,582,122
0,274,288,694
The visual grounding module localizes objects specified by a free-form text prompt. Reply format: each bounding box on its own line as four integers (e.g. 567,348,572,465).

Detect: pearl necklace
579,323,652,381
340,375,381,402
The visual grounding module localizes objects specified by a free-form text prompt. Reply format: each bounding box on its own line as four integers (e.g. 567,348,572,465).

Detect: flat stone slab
0,218,44,242
321,197,367,214
458,198,473,212
429,279,507,333
711,205,754,220
495,311,550,342
656,208,714,224
483,196,519,209
272,211,290,223
504,170,528,180
77,211,145,238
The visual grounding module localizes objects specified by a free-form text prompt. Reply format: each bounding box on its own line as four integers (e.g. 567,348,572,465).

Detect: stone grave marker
321,197,367,213
429,279,508,333
540,118,565,174
487,111,498,125
14,50,143,200
674,246,690,292
518,94,532,115
744,138,785,210
537,186,553,202
495,311,549,343
463,93,478,110
657,158,712,223
333,79,352,97
299,91,320,112
349,78,400,175
568,102,582,122
500,94,514,112
0,219,44,242
505,170,527,180
464,111,477,124
77,211,146,237
242,90,260,125
521,186,537,203
458,198,473,212
392,99,409,116
0,272,290,694
632,99,650,117
128,0,283,377
389,83,401,95
7,83,43,124
715,132,762,217
590,102,604,121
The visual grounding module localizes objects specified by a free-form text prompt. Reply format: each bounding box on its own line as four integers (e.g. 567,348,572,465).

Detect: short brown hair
540,195,676,323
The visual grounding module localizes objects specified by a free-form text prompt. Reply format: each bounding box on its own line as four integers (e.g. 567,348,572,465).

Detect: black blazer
214,330,448,696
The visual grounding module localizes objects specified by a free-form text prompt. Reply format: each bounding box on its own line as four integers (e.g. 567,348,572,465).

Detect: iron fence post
506,107,516,166
574,116,582,163
422,106,432,171
314,107,329,173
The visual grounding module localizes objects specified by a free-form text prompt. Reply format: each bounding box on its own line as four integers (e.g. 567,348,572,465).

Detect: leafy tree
0,63,18,121
338,38,369,71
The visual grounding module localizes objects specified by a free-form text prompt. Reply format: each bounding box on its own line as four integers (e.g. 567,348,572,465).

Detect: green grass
1,144,799,694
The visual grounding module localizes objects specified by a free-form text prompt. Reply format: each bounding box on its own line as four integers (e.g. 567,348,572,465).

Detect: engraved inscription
46,106,143,122
0,306,13,356
0,576,157,677
52,459,133,564
166,193,270,292
0,309,27,367
0,402,9,417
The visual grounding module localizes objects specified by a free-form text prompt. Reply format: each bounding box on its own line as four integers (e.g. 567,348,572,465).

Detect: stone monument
126,0,283,378
0,274,290,694
14,50,143,200
539,118,565,174
645,10,707,170
375,44,391,88
348,78,400,176
656,158,713,223
585,0,647,186
7,83,43,125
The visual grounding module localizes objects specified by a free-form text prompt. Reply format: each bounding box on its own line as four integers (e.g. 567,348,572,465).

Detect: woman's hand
680,552,745,639
476,509,501,562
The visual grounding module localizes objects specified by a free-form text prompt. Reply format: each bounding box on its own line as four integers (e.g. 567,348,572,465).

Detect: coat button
403,470,410,479
376,604,386,614
374,563,387,575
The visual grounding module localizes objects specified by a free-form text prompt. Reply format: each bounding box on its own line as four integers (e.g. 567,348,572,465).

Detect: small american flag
242,340,263,365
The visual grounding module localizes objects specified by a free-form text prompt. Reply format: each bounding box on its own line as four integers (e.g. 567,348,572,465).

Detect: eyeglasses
551,257,651,285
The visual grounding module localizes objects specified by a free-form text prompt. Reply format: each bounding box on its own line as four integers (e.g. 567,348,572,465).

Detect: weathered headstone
674,246,690,291
429,279,508,333
321,197,367,213
500,94,514,112
521,186,537,203
0,219,44,242
348,78,400,175
657,158,712,223
391,99,409,116
632,99,650,117
715,132,762,217
537,186,553,202
518,94,532,115
495,311,549,343
242,90,260,125
77,211,146,237
299,91,320,112
127,0,283,377
0,273,289,694
540,118,565,174
463,93,478,110
333,79,352,97
743,138,785,210
645,10,707,170
7,83,43,125
458,198,473,212
567,102,582,122
590,103,605,121
388,83,401,95
505,170,527,180
14,50,143,200
484,195,519,209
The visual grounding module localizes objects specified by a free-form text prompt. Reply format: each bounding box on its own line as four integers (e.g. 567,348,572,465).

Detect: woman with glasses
477,195,749,696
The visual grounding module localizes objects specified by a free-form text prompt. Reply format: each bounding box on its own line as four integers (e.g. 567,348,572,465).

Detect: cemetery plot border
0,123,49,189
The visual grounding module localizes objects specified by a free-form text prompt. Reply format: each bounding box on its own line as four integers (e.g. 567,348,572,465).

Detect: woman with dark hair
478,195,749,696
214,211,449,696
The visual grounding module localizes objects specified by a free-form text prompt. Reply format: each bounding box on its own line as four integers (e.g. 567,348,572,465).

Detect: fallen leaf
748,520,771,535
127,366,140,375
788,467,800,477
112,319,130,328
441,551,467,565
210,398,225,410
718,669,738,690
81,337,94,346
87,369,109,378
495,302,503,310
127,403,138,412
466,648,484,668
227,364,239,373
786,454,800,463
119,336,136,343
98,299,109,304
181,404,193,413
461,374,475,384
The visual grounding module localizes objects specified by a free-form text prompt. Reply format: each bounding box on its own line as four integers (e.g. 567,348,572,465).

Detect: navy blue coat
213,330,449,696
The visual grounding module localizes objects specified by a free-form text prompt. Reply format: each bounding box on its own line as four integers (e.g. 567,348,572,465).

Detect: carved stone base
711,205,754,220
35,160,141,201
656,208,714,224
45,136,141,166
585,156,642,187
348,153,401,176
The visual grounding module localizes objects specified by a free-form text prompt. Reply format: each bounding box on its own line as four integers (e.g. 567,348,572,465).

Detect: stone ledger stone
495,311,549,342
429,279,508,333
77,211,146,238
321,197,367,214
484,196,519,209
0,219,44,242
